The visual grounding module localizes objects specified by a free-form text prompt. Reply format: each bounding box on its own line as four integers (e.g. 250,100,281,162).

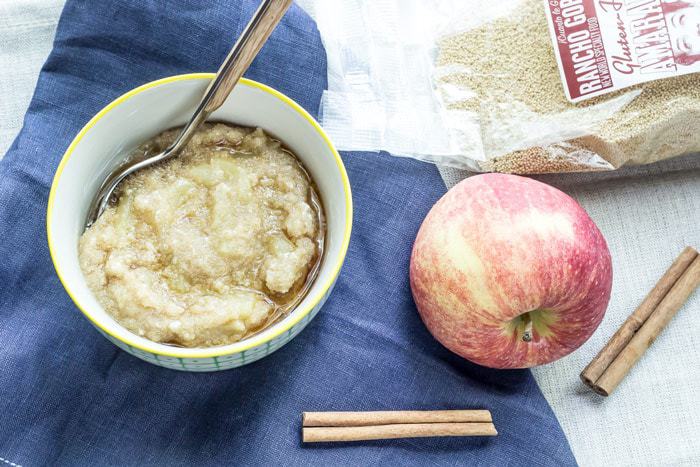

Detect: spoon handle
204,0,293,112
160,0,291,158
85,0,292,228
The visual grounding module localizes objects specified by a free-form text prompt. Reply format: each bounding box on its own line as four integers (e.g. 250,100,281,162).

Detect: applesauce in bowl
79,123,325,348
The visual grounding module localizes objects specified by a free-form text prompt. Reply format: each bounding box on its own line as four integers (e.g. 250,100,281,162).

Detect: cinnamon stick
581,246,698,388
590,254,700,396
302,410,492,427
302,422,497,443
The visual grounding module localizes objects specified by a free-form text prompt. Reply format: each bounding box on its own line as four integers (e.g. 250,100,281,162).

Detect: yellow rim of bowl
46,73,353,359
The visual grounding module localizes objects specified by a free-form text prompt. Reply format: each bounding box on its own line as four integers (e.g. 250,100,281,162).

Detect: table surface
1,1,698,466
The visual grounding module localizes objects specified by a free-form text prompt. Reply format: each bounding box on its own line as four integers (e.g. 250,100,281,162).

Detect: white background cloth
0,0,63,158
1,1,698,465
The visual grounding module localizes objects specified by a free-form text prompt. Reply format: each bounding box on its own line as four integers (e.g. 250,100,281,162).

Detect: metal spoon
85,0,293,228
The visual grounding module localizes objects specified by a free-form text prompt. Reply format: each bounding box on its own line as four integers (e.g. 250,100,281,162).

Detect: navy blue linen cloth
0,1,576,465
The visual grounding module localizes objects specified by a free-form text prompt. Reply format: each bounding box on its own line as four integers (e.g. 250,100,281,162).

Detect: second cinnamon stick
302,422,497,442
593,254,700,396
581,246,698,388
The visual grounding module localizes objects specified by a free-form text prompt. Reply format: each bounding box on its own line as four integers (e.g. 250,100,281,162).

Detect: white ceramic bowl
47,74,352,371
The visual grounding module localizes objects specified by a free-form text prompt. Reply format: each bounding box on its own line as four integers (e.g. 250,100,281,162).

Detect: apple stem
522,316,533,342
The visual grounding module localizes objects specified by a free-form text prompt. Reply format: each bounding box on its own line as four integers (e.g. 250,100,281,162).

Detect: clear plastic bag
298,0,700,173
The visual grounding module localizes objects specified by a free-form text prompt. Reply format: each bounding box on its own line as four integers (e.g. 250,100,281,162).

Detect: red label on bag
543,0,700,102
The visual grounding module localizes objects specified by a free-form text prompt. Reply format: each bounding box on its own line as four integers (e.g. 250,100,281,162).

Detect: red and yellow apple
410,174,612,369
